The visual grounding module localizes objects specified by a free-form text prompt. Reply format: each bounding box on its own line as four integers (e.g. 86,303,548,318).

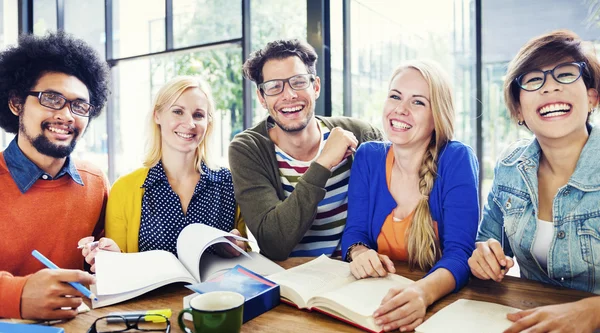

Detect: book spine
242,286,281,323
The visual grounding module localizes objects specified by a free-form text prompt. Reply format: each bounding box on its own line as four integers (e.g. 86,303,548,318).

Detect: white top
532,219,554,272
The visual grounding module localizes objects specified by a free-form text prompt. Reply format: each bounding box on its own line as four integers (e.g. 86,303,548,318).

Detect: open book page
94,250,195,295
415,299,521,333
268,255,354,308
199,251,284,282
312,273,413,318
176,223,250,282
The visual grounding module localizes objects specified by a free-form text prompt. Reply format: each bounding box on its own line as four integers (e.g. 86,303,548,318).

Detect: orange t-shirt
376,148,438,261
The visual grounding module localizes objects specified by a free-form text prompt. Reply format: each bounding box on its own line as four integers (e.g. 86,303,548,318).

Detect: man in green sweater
229,39,382,261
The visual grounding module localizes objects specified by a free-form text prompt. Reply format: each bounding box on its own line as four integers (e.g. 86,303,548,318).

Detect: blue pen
31,250,98,301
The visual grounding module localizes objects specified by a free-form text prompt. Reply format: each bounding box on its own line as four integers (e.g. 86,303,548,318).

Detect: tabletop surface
54,257,594,333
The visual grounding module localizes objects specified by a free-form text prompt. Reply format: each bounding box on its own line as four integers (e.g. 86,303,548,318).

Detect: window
330,0,475,150
481,0,600,199
65,0,109,174
173,0,242,48
330,0,344,117
112,0,165,59
0,0,18,150
65,0,106,59
33,0,57,35
0,0,17,47
250,0,307,124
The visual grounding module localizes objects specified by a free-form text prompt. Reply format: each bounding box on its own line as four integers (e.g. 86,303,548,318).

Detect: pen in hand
500,225,506,272
77,240,99,250
31,250,98,301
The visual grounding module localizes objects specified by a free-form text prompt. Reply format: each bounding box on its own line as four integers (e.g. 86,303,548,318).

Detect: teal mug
178,291,244,333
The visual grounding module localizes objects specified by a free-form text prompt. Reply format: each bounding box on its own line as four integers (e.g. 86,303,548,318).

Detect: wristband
345,242,369,263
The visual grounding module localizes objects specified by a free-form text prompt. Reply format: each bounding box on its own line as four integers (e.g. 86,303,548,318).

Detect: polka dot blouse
138,161,236,257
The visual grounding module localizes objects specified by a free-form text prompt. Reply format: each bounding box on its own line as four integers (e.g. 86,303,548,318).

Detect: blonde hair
389,60,455,270
143,75,215,172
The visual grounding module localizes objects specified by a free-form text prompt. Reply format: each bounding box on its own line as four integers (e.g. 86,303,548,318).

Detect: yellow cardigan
105,167,248,253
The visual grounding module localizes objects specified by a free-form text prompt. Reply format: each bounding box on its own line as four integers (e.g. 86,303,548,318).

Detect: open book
415,299,521,333
91,224,282,308
267,255,413,333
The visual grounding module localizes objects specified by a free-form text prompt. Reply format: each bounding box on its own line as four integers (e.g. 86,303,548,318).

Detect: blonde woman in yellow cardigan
79,76,247,271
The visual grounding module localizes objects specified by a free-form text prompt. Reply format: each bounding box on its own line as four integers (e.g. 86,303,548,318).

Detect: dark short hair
242,39,318,87
504,30,600,122
0,30,110,133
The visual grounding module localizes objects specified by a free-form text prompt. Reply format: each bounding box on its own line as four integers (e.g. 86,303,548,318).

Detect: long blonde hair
143,75,215,172
389,60,455,270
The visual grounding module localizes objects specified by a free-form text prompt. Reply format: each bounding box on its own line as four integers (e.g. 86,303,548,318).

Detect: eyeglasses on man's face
28,91,95,117
258,74,316,96
515,61,587,92
87,314,170,333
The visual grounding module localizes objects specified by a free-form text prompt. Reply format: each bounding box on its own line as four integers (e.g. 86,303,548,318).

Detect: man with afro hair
0,31,110,320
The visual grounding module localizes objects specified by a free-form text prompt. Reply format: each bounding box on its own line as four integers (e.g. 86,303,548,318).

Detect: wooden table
58,257,594,332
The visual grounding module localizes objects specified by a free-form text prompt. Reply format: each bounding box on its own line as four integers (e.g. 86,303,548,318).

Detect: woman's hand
215,229,247,258
468,238,514,282
373,283,429,332
350,248,396,279
78,236,121,272
504,298,600,333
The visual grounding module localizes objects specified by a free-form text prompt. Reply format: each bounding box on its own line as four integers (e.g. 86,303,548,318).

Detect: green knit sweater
228,116,382,260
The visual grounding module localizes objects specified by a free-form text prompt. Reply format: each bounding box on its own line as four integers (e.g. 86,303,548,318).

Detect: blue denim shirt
2,138,83,194
477,126,600,294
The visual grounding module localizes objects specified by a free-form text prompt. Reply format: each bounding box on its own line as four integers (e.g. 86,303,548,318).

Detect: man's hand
21,268,96,320
215,229,248,258
315,127,358,170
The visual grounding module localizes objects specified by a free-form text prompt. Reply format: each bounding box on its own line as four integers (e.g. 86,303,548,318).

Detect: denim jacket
477,126,600,294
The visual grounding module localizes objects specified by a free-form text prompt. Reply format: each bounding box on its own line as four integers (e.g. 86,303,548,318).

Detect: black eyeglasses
258,74,315,96
28,91,95,117
515,61,587,92
87,314,170,333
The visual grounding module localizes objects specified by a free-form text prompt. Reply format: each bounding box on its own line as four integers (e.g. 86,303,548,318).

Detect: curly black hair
0,30,110,133
243,39,318,89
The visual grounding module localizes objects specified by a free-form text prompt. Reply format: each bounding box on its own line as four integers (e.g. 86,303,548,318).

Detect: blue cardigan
341,141,479,291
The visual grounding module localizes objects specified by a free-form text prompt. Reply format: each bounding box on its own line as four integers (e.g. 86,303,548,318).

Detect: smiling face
517,59,598,141
154,87,209,155
10,72,90,159
257,56,320,133
383,68,435,148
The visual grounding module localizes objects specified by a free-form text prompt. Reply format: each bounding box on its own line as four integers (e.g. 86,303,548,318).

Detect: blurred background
2,0,600,206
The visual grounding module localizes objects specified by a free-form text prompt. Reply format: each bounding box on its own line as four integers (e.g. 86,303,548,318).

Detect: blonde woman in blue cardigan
79,76,247,271
341,60,479,332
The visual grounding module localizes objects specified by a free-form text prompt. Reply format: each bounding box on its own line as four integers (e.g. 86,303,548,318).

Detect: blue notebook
187,265,280,323
0,322,64,333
